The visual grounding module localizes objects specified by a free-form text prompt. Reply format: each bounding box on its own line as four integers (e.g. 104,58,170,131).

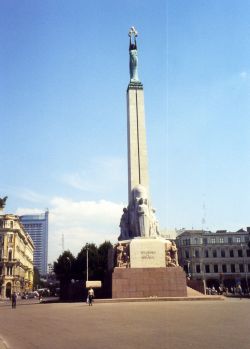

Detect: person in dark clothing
11,292,17,308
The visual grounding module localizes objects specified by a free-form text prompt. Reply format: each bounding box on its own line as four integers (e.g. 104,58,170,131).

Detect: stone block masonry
112,267,187,298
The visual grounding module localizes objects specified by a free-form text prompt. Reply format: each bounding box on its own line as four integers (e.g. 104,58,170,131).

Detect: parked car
21,291,39,299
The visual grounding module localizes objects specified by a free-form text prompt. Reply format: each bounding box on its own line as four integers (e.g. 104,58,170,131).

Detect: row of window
185,249,250,259
0,221,14,228
193,263,250,274
181,236,249,246
24,224,43,228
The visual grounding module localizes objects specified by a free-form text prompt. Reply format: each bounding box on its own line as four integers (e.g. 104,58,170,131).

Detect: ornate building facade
176,228,250,291
0,214,34,298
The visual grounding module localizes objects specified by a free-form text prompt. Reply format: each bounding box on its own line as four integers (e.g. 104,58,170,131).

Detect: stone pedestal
112,267,187,298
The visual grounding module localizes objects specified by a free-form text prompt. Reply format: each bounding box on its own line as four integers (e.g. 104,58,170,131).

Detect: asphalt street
0,298,249,349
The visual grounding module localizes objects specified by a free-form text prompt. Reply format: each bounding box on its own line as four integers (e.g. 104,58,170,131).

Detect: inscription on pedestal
130,238,166,268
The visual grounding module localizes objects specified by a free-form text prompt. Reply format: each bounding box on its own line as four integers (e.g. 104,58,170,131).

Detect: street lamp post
86,243,89,282
200,257,206,295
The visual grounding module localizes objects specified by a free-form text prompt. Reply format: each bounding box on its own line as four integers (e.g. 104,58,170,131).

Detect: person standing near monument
88,288,94,306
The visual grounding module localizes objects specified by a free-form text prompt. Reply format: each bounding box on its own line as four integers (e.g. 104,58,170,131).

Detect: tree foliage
54,250,76,283
33,267,41,289
53,241,113,299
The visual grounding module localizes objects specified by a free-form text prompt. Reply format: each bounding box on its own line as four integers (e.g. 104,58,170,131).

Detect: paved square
0,298,249,349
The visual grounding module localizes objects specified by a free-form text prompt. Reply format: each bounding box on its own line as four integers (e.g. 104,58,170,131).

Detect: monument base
112,267,187,298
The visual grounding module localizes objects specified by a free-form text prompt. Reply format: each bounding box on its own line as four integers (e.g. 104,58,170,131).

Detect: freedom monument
111,28,187,298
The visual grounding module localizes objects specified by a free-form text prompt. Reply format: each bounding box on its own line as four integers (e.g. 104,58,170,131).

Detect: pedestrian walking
237,284,243,299
11,292,17,309
88,288,94,306
39,293,43,303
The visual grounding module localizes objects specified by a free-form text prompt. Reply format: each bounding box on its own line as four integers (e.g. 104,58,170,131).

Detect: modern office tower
20,211,49,276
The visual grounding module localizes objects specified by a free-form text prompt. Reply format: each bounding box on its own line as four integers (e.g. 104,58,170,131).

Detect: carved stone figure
0,196,7,211
165,252,176,267
115,242,130,268
170,241,178,266
118,208,129,241
165,240,178,267
118,184,161,240
150,208,160,237
137,198,150,237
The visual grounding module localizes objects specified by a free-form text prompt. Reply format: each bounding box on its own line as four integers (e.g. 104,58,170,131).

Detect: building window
214,265,218,273
8,235,13,243
222,264,227,273
229,250,234,258
194,238,198,245
7,267,12,276
184,239,191,246
204,250,209,258
219,237,224,243
228,237,233,244
245,236,249,243
231,264,235,273
247,250,250,257
195,250,199,258
8,250,12,261
221,250,225,258
239,264,244,273
211,238,216,244
196,265,201,273
212,250,217,258
10,221,13,228
238,250,243,258
203,238,208,245
236,237,241,243
185,250,190,259
205,265,210,273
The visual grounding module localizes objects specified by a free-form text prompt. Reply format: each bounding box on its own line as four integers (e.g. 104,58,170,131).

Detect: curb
94,296,225,303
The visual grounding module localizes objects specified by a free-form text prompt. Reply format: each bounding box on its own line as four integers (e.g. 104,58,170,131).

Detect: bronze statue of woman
129,27,139,83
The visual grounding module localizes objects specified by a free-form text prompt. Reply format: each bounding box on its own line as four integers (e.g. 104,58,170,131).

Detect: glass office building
20,211,49,276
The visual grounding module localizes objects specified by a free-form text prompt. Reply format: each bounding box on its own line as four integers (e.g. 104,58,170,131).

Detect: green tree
53,241,113,300
97,241,113,297
33,267,41,290
97,241,112,277
54,251,76,300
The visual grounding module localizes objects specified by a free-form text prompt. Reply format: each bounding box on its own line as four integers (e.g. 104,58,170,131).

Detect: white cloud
239,71,248,80
2,185,48,204
61,156,126,193
16,196,125,263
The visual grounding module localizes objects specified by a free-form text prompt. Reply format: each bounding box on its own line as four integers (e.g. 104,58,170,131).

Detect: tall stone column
127,26,149,206
127,83,149,204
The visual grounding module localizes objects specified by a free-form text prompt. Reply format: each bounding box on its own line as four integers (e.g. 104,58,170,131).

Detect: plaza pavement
0,298,249,349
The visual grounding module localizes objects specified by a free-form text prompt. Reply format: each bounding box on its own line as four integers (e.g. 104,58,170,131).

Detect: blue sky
1,0,250,262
